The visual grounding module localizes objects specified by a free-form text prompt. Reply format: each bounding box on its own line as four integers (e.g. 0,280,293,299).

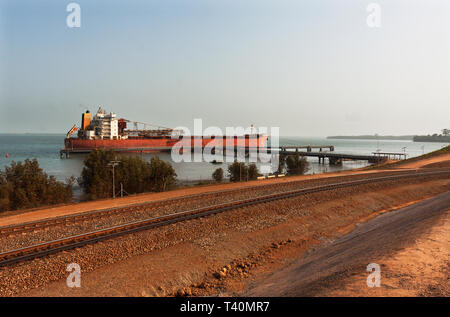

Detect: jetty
61,144,406,165
241,146,405,165
278,149,385,165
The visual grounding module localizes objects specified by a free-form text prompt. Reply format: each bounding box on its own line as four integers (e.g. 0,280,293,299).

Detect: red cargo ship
62,108,268,155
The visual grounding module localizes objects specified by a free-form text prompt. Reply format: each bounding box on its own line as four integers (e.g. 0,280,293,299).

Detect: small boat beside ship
61,108,268,157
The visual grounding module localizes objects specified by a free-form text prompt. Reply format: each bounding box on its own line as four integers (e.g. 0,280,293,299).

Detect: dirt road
245,190,450,296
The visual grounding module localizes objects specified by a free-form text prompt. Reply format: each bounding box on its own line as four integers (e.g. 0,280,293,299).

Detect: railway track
0,169,434,237
0,169,449,267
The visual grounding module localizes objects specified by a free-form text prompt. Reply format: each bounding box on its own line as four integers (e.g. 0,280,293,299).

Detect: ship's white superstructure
91,108,119,140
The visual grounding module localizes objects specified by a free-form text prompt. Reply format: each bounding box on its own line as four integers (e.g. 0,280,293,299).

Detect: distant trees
212,168,224,183
286,150,309,175
227,161,248,182
79,149,116,199
79,149,177,200
247,163,260,180
147,157,177,192
227,154,307,181
413,130,450,143
227,161,261,182
0,159,73,212
0,176,10,211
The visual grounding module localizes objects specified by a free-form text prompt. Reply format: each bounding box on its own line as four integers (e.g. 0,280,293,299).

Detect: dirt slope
245,191,450,296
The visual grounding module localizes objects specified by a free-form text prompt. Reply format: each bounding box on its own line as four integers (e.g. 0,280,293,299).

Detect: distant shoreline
413,135,450,143
327,135,414,141
0,133,65,136
327,135,450,143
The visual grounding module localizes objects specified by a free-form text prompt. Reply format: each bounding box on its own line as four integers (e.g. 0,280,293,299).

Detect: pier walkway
60,144,405,165
278,149,385,164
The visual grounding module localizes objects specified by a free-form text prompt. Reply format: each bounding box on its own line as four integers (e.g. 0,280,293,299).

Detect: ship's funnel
81,110,91,130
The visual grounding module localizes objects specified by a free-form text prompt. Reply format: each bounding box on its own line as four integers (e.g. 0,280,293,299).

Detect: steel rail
0,169,449,267
0,169,430,236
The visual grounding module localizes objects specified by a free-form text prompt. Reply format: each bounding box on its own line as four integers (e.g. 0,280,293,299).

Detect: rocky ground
315,211,449,297
4,176,448,297
1,148,450,297
244,192,450,297
0,170,417,252
0,167,405,227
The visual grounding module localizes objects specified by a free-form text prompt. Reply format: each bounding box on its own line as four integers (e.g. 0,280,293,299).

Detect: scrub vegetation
79,149,177,200
0,159,73,212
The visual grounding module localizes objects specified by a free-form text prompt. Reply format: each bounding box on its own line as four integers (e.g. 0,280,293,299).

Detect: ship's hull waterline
64,135,269,153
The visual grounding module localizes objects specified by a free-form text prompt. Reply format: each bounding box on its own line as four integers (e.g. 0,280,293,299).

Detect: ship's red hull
64,135,268,153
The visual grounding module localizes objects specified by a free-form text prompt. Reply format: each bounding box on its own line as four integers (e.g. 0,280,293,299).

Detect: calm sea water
0,134,447,185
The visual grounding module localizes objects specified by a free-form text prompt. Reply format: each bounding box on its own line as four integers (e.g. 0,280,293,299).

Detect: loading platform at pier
278,149,386,164
245,146,405,165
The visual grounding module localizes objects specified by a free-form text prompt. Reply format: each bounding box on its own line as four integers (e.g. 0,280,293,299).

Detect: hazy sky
1,0,449,136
